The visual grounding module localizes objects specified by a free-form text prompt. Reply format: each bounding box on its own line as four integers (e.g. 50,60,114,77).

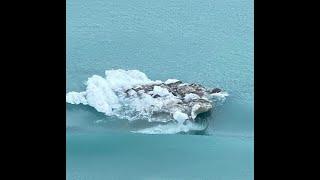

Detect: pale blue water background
67,0,253,179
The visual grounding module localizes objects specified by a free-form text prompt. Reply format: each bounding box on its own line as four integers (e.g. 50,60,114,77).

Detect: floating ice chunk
184,93,200,102
66,69,227,125
85,75,120,115
173,111,188,123
66,91,88,105
153,86,171,97
210,91,229,103
211,91,229,98
164,79,180,84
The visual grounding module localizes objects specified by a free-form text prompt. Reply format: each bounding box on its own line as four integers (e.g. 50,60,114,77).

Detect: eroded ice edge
66,69,228,134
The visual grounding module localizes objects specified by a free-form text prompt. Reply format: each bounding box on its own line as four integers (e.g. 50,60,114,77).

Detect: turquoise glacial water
67,0,253,179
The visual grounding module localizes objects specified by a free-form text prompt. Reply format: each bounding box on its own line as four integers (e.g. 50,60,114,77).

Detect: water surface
67,0,253,179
